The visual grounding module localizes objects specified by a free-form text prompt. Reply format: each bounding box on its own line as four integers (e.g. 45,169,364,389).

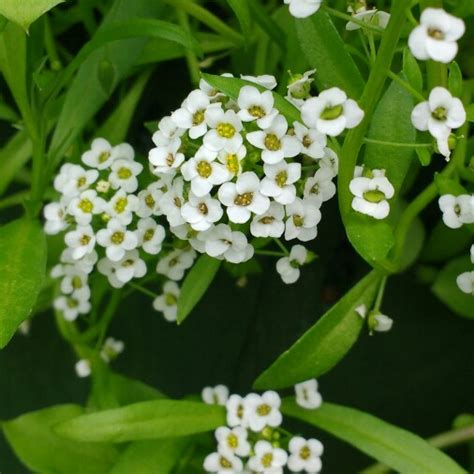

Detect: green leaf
178,254,221,324
97,58,117,96
0,218,46,348
227,0,251,41
3,404,118,474
0,0,64,31
434,174,466,196
202,73,301,125
467,104,474,122
415,147,432,166
448,61,463,97
254,270,381,390
295,11,365,98
110,438,190,474
55,400,226,443
432,256,474,319
248,0,286,51
397,215,425,272
403,48,423,93
282,399,465,474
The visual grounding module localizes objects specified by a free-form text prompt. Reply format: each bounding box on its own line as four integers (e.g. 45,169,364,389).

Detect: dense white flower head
439,194,474,228
295,379,323,409
350,167,394,220
202,385,230,405
408,8,465,63
284,0,322,19
301,87,364,136
248,440,288,473
153,281,180,322
288,437,324,473
456,271,474,295
276,245,308,284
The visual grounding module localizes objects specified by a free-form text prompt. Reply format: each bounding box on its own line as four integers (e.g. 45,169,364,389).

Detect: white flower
217,143,247,178
226,394,248,428
100,337,124,363
59,266,89,295
136,182,165,218
438,194,474,228
471,244,474,264
43,201,68,234
241,74,277,90
215,426,251,457
301,87,364,136
96,219,138,261
288,437,324,473
218,172,270,223
75,359,91,378
108,158,143,193
171,224,206,253
247,114,301,164
284,0,322,19
95,179,111,194
54,164,98,199
457,271,474,295
156,248,196,281
202,385,230,405
181,146,229,197
105,189,139,225
135,218,166,254
295,379,323,409
303,167,336,207
148,138,185,175
54,290,91,321
68,189,106,225
261,161,301,205
350,169,394,220
346,9,390,31
203,448,243,473
320,147,339,176
285,198,322,241
152,116,185,147
97,250,147,287
81,138,115,169
237,85,278,129
171,89,211,139
286,70,316,106
248,440,288,473
203,224,254,263
153,281,180,322
64,225,96,260
181,192,223,231
369,312,394,333
203,105,243,152
160,177,186,226
408,8,465,63
411,87,466,159
59,248,98,274
250,202,285,238
244,391,282,432
293,122,327,160
276,245,308,284
199,77,226,100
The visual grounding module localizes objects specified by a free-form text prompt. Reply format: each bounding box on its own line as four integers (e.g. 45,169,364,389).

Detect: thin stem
127,281,159,299
323,6,384,33
373,276,387,311
44,15,61,70
274,238,290,256
255,250,287,257
387,70,426,102
0,190,29,210
368,32,377,65
363,138,432,148
458,166,474,183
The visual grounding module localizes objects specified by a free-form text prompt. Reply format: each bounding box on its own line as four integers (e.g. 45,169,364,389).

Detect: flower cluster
75,337,125,378
202,379,323,473
147,73,356,285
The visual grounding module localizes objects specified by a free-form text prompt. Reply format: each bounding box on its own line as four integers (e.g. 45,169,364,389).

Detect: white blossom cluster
202,379,323,473
147,73,355,285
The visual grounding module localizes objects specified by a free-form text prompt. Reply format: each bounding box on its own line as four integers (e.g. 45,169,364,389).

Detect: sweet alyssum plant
0,0,473,472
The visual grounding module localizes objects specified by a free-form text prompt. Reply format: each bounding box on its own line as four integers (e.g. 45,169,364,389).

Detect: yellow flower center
234,192,253,206
363,189,385,203
256,403,271,416
275,171,288,187
78,198,93,213
227,433,239,448
300,445,312,460
249,105,266,118
80,234,91,245
225,154,240,174
117,167,132,179
192,110,205,125
67,297,78,308
145,194,155,209
217,122,236,138
98,151,110,163
198,202,208,215
144,229,154,242
303,135,313,148
114,197,128,214
197,160,213,178
321,104,343,120
77,176,87,188
165,293,177,306
428,27,444,40
261,453,273,468
259,216,275,224
174,197,182,208
111,231,124,244
264,134,281,151
432,106,447,121
293,214,304,227
72,276,83,289
219,456,232,469
166,153,175,167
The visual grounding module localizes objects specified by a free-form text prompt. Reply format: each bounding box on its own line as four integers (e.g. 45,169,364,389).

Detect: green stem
323,6,384,33
127,281,159,299
363,138,432,148
44,15,61,70
387,70,426,102
373,276,387,311
255,250,287,257
368,32,377,65
0,190,29,210
458,166,474,183
274,238,290,256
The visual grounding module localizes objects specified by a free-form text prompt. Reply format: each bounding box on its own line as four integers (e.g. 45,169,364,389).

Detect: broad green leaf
432,256,474,319
422,221,472,263
254,271,382,390
202,73,301,125
0,0,64,31
178,255,221,324
397,215,425,272
0,218,46,348
282,399,465,474
55,400,226,443
295,11,364,98
3,404,118,474
227,0,251,41
448,61,463,97
403,48,423,93
110,438,190,474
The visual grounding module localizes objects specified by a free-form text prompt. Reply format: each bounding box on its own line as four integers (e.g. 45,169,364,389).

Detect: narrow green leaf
110,438,190,474
97,58,117,96
178,254,221,324
248,0,286,51
227,0,251,41
282,399,465,474
254,271,381,390
3,405,118,474
467,104,474,122
202,73,301,125
55,400,226,443
403,48,423,93
448,61,463,98
295,11,365,98
432,256,474,319
0,0,64,31
415,147,432,167
0,218,46,348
